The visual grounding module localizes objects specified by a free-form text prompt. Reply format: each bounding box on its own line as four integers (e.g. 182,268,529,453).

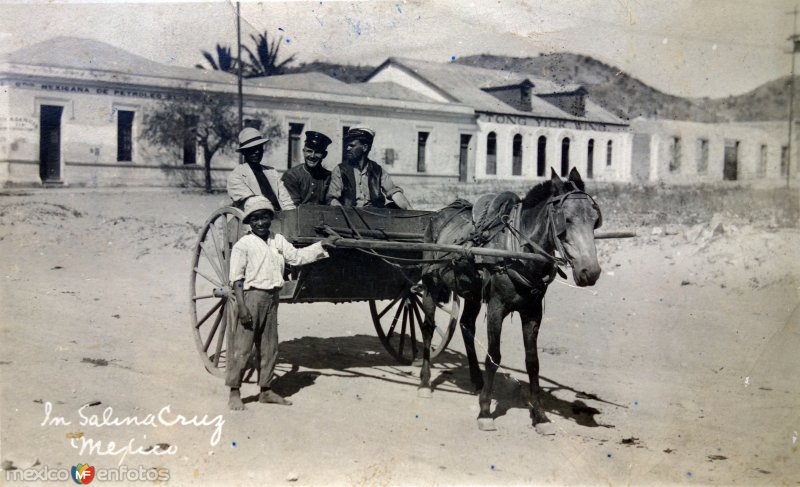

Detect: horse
417,167,602,432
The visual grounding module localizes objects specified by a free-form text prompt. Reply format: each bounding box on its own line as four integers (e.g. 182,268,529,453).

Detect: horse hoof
534,422,556,436
417,387,432,398
477,418,496,431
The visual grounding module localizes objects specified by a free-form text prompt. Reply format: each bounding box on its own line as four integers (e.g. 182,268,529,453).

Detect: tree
141,93,283,192
195,44,239,74
242,32,296,78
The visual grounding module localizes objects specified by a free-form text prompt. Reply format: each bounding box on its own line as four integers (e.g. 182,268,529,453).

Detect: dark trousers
225,289,280,389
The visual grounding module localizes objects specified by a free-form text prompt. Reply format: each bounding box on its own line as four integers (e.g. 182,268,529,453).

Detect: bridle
503,183,602,270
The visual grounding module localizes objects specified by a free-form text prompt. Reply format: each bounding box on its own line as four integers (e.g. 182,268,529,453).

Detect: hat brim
236,137,269,152
243,207,275,223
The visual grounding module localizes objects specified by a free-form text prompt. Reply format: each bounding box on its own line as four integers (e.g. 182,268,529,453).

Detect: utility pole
788,6,799,188
236,1,244,133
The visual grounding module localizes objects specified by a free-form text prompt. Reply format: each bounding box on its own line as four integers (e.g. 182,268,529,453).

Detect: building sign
0,116,37,131
11,80,192,102
479,113,626,132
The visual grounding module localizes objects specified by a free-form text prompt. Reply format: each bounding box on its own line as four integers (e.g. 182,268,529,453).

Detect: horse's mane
521,180,553,209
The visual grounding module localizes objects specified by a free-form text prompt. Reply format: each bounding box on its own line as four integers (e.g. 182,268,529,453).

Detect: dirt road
1,189,798,485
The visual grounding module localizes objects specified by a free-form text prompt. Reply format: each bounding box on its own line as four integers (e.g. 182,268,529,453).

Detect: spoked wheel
189,207,245,378
369,287,460,365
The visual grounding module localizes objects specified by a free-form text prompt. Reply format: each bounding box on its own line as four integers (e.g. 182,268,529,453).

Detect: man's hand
238,306,253,329
321,236,340,249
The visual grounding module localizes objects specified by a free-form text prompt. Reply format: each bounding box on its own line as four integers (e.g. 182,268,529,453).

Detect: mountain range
288,53,791,123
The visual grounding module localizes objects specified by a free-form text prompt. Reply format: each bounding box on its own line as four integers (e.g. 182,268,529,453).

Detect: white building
367,58,632,183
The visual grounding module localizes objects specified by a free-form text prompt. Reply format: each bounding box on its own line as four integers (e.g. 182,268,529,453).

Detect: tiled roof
2,36,235,84
247,72,362,96
370,57,625,124
355,81,436,103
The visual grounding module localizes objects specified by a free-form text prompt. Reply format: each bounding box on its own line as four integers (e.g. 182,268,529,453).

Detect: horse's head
548,168,602,286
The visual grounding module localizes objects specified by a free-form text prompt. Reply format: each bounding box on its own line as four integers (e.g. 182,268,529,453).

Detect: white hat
242,196,275,223
236,127,269,152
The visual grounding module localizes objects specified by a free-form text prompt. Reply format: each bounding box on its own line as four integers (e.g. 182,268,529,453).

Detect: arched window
512,134,523,176
561,137,570,176
486,132,497,175
586,139,595,179
606,140,613,166
537,136,547,177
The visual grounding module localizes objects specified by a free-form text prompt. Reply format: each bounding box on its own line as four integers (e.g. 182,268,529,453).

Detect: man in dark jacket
326,126,412,209
280,131,333,206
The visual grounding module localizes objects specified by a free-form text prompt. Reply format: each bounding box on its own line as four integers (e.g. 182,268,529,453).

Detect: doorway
723,139,739,181
39,105,63,182
459,134,471,182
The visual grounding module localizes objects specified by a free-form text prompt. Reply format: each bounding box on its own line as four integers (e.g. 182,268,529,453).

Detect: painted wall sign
0,116,37,131
11,80,191,102
478,113,626,132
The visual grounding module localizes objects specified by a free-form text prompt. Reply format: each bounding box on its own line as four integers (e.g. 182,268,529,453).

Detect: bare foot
259,390,292,406
228,389,246,411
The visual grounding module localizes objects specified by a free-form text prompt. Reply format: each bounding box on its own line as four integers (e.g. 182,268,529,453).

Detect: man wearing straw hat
227,196,337,410
227,127,296,211
326,126,412,209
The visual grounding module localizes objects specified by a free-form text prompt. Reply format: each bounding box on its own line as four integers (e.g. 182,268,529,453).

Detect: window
586,139,594,179
780,146,789,176
486,132,497,175
537,136,547,176
669,136,681,173
183,115,198,165
417,131,429,172
512,134,523,176
287,123,304,169
341,126,350,160
606,140,613,166
697,138,709,175
384,148,396,165
560,137,570,176
244,118,262,130
117,110,134,162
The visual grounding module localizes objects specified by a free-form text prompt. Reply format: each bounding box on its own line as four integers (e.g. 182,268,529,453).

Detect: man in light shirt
326,126,412,209
227,196,336,410
227,127,296,211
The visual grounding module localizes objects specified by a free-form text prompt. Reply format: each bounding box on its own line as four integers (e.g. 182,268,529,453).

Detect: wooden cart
189,205,461,377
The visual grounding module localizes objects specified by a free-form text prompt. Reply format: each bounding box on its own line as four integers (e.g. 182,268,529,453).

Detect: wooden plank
292,236,552,264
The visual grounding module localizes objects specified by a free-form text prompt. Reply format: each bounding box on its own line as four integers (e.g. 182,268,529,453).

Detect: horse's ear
568,167,585,191
550,168,564,194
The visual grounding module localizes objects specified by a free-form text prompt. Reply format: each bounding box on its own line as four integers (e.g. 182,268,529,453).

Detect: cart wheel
190,207,245,377
369,287,460,365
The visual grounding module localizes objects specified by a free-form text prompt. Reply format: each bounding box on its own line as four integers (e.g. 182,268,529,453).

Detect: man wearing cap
280,131,333,206
326,126,412,209
227,196,337,410
227,127,296,211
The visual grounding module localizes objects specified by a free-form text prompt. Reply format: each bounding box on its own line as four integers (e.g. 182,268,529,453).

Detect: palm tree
242,32,296,78
195,44,238,74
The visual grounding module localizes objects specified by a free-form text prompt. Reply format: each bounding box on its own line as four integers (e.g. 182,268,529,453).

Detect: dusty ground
0,187,798,486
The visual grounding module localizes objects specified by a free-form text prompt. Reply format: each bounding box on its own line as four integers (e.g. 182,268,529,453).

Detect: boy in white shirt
227,196,336,410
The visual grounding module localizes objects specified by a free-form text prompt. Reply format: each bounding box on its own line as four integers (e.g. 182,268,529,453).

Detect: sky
0,0,795,98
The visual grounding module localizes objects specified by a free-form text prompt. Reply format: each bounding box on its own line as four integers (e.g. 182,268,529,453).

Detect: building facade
367,58,632,183
631,119,796,186
0,37,476,189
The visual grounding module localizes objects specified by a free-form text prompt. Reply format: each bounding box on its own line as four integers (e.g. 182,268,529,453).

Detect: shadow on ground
251,334,619,427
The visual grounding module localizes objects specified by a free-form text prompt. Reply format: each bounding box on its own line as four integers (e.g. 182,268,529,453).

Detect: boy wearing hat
227,127,296,211
227,196,335,410
326,126,412,209
281,131,334,206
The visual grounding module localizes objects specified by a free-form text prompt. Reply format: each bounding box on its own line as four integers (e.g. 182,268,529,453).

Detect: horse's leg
477,296,506,431
417,285,437,398
520,300,556,435
458,298,484,392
